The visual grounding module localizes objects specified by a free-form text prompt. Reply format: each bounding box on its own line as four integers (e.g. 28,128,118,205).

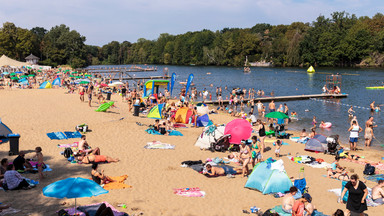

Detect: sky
0,0,383,46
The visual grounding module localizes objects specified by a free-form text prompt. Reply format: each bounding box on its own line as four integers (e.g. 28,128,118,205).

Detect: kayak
366,86,384,90
95,101,114,112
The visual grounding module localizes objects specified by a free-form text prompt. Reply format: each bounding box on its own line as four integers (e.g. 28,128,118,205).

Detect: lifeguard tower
143,80,170,98
326,74,342,93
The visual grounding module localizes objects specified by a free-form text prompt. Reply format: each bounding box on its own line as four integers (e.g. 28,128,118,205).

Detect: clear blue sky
0,0,383,46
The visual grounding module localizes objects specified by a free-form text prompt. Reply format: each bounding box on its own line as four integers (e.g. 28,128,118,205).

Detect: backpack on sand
363,163,375,175
63,147,73,158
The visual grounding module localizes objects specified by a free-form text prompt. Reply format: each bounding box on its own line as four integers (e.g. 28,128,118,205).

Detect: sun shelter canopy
143,80,169,98
0,119,13,144
194,125,225,149
147,104,165,119
0,55,29,67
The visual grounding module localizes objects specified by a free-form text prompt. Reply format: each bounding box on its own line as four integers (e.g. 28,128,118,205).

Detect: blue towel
46,132,67,140
64,131,82,139
365,174,384,183
168,130,183,136
145,128,183,136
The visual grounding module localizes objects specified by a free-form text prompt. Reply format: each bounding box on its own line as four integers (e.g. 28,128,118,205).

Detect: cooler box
133,105,140,117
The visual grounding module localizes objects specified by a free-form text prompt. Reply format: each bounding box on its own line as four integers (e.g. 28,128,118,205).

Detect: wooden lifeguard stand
326,74,342,93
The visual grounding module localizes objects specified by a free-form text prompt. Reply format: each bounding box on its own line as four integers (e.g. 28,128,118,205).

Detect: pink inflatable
224,119,252,144
320,122,332,128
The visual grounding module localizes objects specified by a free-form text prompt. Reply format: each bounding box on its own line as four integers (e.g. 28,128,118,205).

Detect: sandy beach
1,88,383,216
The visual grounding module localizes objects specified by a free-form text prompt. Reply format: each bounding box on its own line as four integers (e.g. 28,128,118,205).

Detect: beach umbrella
69,75,74,78
43,177,108,215
79,81,90,84
11,77,18,80
99,83,108,87
108,81,124,87
85,74,92,77
224,119,252,144
20,75,28,78
15,71,23,74
10,72,16,76
2,72,9,75
28,74,35,77
265,112,289,119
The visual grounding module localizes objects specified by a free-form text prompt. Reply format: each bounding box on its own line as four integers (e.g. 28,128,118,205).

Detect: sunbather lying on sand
204,164,241,176
340,152,382,165
77,155,119,164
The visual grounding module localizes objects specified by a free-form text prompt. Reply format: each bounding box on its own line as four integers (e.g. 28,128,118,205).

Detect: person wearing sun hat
292,193,312,216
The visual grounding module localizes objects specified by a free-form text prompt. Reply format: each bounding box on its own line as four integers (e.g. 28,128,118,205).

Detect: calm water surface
88,65,384,149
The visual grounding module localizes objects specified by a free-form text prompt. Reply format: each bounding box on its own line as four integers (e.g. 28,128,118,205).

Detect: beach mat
103,175,132,190
145,128,183,136
58,142,78,148
46,132,67,140
364,174,384,183
144,141,175,149
271,205,290,216
173,188,205,197
64,131,82,139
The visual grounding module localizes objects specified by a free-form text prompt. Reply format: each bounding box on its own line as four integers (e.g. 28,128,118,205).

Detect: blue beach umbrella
43,177,108,214
2,72,9,75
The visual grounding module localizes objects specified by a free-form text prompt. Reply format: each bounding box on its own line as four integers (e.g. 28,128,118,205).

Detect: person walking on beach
87,84,93,107
239,140,251,177
256,119,266,152
348,120,363,151
364,125,375,147
340,174,368,216
79,85,85,102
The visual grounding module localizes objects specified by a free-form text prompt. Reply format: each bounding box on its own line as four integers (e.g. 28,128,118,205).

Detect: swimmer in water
348,106,355,117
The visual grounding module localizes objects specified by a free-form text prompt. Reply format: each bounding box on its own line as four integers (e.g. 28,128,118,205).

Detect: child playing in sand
33,147,45,180
275,140,282,158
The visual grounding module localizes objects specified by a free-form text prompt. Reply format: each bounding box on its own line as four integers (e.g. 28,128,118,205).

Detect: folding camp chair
294,167,308,194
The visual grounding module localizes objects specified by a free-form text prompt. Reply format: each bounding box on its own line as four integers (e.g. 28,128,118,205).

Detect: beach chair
294,167,307,194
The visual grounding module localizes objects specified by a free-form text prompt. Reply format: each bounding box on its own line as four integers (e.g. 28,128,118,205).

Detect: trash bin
106,92,112,100
133,105,140,116
7,133,20,156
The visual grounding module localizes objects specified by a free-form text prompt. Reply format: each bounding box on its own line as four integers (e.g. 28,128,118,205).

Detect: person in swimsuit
239,140,251,177
87,84,93,107
91,163,114,185
77,155,119,164
268,100,276,112
370,101,376,112
78,85,85,102
274,140,282,157
364,125,374,147
348,121,363,151
372,180,384,205
78,135,100,155
348,106,355,118
282,186,298,213
311,116,317,130
205,164,241,177
32,147,45,180
256,119,266,152
250,136,262,166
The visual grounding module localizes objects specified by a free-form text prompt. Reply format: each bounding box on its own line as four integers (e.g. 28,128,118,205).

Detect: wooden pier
113,76,171,81
197,93,348,105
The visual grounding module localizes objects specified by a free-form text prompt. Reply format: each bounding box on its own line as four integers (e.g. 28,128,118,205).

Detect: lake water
87,65,384,149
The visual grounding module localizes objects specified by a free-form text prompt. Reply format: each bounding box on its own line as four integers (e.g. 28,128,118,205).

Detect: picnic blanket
271,205,328,216
103,175,132,190
144,141,175,149
287,156,330,168
145,128,183,136
47,131,82,140
173,123,188,128
173,187,205,197
342,159,384,170
364,174,384,183
65,202,128,216
29,161,52,172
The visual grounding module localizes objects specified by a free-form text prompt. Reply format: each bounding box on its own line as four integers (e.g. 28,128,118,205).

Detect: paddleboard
366,86,384,90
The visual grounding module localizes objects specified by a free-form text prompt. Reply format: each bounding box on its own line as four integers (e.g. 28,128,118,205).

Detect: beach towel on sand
272,205,328,216
145,128,183,136
103,175,132,190
144,141,175,149
174,187,205,197
29,161,52,172
64,202,128,216
64,131,82,139
58,142,78,148
364,174,384,183
46,132,67,140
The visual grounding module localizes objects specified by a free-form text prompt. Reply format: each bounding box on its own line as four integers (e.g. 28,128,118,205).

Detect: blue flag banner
185,73,194,97
170,73,176,96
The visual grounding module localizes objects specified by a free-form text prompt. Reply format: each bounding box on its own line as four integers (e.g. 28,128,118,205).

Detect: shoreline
1,88,383,215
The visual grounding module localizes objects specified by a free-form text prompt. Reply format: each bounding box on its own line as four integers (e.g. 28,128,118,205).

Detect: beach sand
1,89,383,216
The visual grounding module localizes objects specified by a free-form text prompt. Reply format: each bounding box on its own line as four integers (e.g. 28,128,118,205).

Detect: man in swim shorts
372,180,384,205
79,85,85,102
77,155,119,164
78,135,100,155
205,164,241,176
268,100,275,112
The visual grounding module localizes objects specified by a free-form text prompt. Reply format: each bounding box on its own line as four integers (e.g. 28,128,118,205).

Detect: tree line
1,11,384,68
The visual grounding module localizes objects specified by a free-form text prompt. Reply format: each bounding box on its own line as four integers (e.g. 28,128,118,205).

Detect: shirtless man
282,186,298,213
268,100,276,112
370,101,376,112
78,135,100,155
365,116,377,129
87,85,93,107
77,155,119,164
79,85,85,102
32,147,45,180
372,180,384,205
205,164,242,177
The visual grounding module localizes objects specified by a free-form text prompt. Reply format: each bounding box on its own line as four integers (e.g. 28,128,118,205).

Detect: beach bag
363,164,375,175
63,147,73,158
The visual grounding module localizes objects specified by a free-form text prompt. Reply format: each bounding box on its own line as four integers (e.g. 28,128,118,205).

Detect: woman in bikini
250,136,262,167
239,140,252,177
91,164,114,185
78,155,119,164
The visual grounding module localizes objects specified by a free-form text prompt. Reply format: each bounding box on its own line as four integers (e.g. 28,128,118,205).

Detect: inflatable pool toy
307,66,315,73
95,101,114,112
366,86,384,90
320,122,332,128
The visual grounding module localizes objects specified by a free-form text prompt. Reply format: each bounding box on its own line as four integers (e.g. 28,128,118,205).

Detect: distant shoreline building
25,53,39,65
245,56,273,67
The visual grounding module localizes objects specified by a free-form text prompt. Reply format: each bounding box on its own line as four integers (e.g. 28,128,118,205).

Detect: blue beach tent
245,161,292,194
52,77,61,86
0,119,13,144
39,81,52,89
195,114,212,127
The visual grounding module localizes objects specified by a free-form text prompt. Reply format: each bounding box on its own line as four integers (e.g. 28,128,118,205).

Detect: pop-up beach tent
245,161,292,194
174,107,193,124
195,114,212,127
52,77,61,86
39,81,52,89
0,119,13,144
194,125,225,149
305,134,328,152
147,104,165,119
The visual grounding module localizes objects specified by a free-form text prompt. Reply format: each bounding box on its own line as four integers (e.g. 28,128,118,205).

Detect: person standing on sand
87,84,93,107
348,120,363,151
256,119,266,152
340,174,368,216
79,85,85,102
